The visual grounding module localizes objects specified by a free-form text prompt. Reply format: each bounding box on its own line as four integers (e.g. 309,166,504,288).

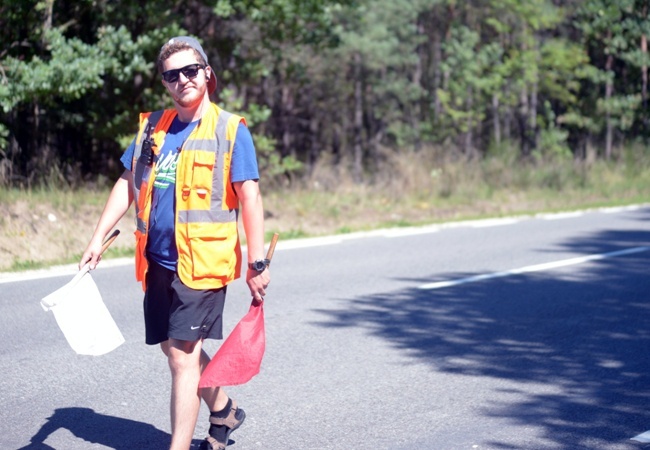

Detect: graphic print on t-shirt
153,150,179,189
146,118,198,270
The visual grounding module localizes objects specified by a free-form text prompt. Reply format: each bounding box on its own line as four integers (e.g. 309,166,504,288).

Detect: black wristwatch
248,259,269,272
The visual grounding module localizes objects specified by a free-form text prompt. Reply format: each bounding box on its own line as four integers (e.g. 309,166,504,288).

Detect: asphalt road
1,205,650,450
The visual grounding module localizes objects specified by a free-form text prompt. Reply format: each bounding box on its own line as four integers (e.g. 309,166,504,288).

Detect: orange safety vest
131,103,245,291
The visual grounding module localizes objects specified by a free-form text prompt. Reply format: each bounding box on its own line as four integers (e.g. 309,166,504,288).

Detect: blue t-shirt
121,119,260,270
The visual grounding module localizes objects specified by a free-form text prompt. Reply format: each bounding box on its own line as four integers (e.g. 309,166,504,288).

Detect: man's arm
234,179,270,301
79,169,134,270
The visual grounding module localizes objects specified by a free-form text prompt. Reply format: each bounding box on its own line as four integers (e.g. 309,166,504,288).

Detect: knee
168,349,191,375
167,341,200,375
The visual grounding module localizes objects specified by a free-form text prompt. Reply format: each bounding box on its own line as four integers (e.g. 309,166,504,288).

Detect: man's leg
199,348,229,410
197,349,246,450
160,340,233,449
165,338,204,450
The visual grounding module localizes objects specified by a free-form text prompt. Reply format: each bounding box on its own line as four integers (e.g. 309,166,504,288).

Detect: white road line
601,204,644,213
2,204,648,284
418,246,650,290
631,430,650,443
274,236,344,249
538,211,584,220
0,258,133,285
381,225,441,237
470,218,521,228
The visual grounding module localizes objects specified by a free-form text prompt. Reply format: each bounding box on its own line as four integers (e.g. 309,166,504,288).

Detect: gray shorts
143,260,226,345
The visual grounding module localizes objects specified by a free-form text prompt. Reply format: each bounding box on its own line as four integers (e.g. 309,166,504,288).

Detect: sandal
200,400,246,450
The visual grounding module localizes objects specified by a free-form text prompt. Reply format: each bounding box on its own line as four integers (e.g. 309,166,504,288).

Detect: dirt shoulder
2,192,646,272
0,200,136,271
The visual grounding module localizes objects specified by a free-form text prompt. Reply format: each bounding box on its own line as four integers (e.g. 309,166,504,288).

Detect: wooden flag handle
265,233,279,265
101,229,120,255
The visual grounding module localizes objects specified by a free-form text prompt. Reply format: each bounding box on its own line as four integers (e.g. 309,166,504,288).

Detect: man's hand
246,267,270,303
79,238,104,270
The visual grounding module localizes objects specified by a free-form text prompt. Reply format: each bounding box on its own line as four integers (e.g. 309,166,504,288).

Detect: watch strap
248,259,270,271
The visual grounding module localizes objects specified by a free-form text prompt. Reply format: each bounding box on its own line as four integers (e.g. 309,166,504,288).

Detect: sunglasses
161,64,205,83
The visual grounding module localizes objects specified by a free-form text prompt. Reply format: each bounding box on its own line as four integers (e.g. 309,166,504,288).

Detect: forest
1,0,649,188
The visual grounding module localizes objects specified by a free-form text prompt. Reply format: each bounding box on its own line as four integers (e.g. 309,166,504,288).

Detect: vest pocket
186,223,232,279
180,185,212,211
179,151,216,211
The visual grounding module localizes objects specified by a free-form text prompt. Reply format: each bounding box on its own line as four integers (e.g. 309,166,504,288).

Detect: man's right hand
79,238,104,270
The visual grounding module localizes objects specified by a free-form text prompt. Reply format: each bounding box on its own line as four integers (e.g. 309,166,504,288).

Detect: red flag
199,300,265,387
199,233,278,388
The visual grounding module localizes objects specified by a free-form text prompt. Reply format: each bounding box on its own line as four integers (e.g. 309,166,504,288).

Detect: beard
171,84,206,108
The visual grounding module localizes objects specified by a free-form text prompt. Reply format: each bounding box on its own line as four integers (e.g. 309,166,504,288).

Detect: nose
178,72,190,83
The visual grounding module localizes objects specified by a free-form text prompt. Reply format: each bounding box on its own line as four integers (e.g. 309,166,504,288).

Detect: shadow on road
314,225,650,448
17,407,173,450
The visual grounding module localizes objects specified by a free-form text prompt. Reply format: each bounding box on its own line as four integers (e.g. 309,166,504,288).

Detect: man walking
80,36,270,450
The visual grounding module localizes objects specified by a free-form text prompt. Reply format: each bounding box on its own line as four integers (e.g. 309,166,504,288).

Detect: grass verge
2,145,649,272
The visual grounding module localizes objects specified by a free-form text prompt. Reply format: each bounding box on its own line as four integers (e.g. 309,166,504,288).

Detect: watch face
252,261,265,271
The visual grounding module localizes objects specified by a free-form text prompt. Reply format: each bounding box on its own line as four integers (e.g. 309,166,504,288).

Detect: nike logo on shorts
190,325,201,330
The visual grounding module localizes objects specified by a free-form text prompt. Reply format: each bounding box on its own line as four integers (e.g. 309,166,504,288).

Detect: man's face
161,49,212,109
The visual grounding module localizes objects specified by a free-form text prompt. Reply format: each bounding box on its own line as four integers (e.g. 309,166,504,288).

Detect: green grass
259,144,650,239
265,229,307,241
4,247,135,272
2,144,649,272
0,185,108,208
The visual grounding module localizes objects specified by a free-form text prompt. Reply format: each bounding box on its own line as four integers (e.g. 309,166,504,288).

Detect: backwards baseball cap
163,36,217,95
